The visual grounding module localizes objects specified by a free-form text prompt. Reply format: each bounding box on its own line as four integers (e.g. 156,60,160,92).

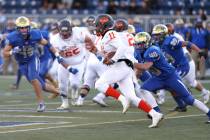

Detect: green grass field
0,76,210,140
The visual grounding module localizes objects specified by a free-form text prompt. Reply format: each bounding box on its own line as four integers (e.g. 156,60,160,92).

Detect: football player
3,16,63,112
93,14,163,128
152,24,209,111
50,19,96,109
133,31,210,124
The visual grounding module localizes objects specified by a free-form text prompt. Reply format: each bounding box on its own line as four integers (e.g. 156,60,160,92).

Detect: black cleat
147,114,152,120
206,120,210,124
170,106,187,112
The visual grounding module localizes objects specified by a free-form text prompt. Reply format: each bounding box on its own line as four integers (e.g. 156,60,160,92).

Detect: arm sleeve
169,37,182,49
5,34,14,47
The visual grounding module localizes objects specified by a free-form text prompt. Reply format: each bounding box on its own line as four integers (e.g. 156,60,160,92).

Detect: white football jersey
100,30,136,62
50,27,87,65
173,32,188,53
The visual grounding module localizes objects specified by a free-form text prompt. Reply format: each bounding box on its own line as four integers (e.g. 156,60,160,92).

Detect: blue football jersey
161,36,188,68
6,29,43,63
143,45,175,79
38,30,52,61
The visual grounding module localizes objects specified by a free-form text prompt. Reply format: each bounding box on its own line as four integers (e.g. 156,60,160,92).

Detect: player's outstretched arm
134,62,153,71
3,44,13,57
85,36,97,54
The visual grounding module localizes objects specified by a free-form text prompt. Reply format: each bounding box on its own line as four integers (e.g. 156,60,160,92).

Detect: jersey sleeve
31,29,43,42
168,37,182,50
41,30,49,40
144,47,160,62
103,31,126,61
5,33,15,47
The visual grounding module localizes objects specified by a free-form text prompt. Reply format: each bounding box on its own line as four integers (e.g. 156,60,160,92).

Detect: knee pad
182,95,195,106
80,85,90,95
189,80,198,88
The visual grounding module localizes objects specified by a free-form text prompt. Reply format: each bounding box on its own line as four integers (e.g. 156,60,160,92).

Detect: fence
0,14,209,32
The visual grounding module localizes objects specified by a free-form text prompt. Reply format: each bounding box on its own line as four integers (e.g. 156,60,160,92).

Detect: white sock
193,99,209,113
61,96,69,104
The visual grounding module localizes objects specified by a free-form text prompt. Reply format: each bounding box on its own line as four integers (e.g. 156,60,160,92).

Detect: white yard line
0,108,140,113
0,121,71,128
0,114,86,119
0,113,205,134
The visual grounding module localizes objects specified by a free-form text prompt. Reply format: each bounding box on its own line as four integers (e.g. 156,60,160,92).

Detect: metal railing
0,14,209,32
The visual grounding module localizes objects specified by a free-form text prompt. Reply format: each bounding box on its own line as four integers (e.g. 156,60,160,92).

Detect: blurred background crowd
0,0,209,79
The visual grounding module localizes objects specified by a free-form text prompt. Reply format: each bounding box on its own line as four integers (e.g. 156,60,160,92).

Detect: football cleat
57,103,69,110
170,106,187,112
202,90,210,104
10,84,18,90
92,96,108,107
37,103,46,112
75,96,84,106
148,110,164,128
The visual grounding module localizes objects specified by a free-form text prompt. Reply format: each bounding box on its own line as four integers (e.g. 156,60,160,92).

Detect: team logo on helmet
134,32,151,52
151,24,168,44
95,14,114,36
15,16,31,38
114,19,128,32
15,16,30,28
152,24,168,35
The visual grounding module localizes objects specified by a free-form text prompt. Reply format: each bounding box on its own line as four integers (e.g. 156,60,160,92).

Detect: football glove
198,51,208,59
56,55,64,63
11,47,21,55
68,67,78,74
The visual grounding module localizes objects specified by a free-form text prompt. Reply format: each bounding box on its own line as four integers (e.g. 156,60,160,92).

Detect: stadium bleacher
0,0,209,15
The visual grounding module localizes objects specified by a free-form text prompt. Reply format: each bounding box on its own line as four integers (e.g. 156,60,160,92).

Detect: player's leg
140,77,165,113
10,68,22,89
57,64,70,110
118,71,163,128
184,61,210,104
27,57,45,112
39,59,59,99
2,56,10,75
77,55,108,106
91,58,109,106
45,73,58,88
48,59,59,82
95,62,130,113
156,90,165,105
69,62,85,105
168,74,210,122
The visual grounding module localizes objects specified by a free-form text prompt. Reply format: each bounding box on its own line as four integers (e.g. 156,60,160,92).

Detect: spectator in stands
106,0,117,15
118,1,128,15
187,18,209,79
71,0,87,9
198,9,207,21
1,19,17,75
139,0,151,14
